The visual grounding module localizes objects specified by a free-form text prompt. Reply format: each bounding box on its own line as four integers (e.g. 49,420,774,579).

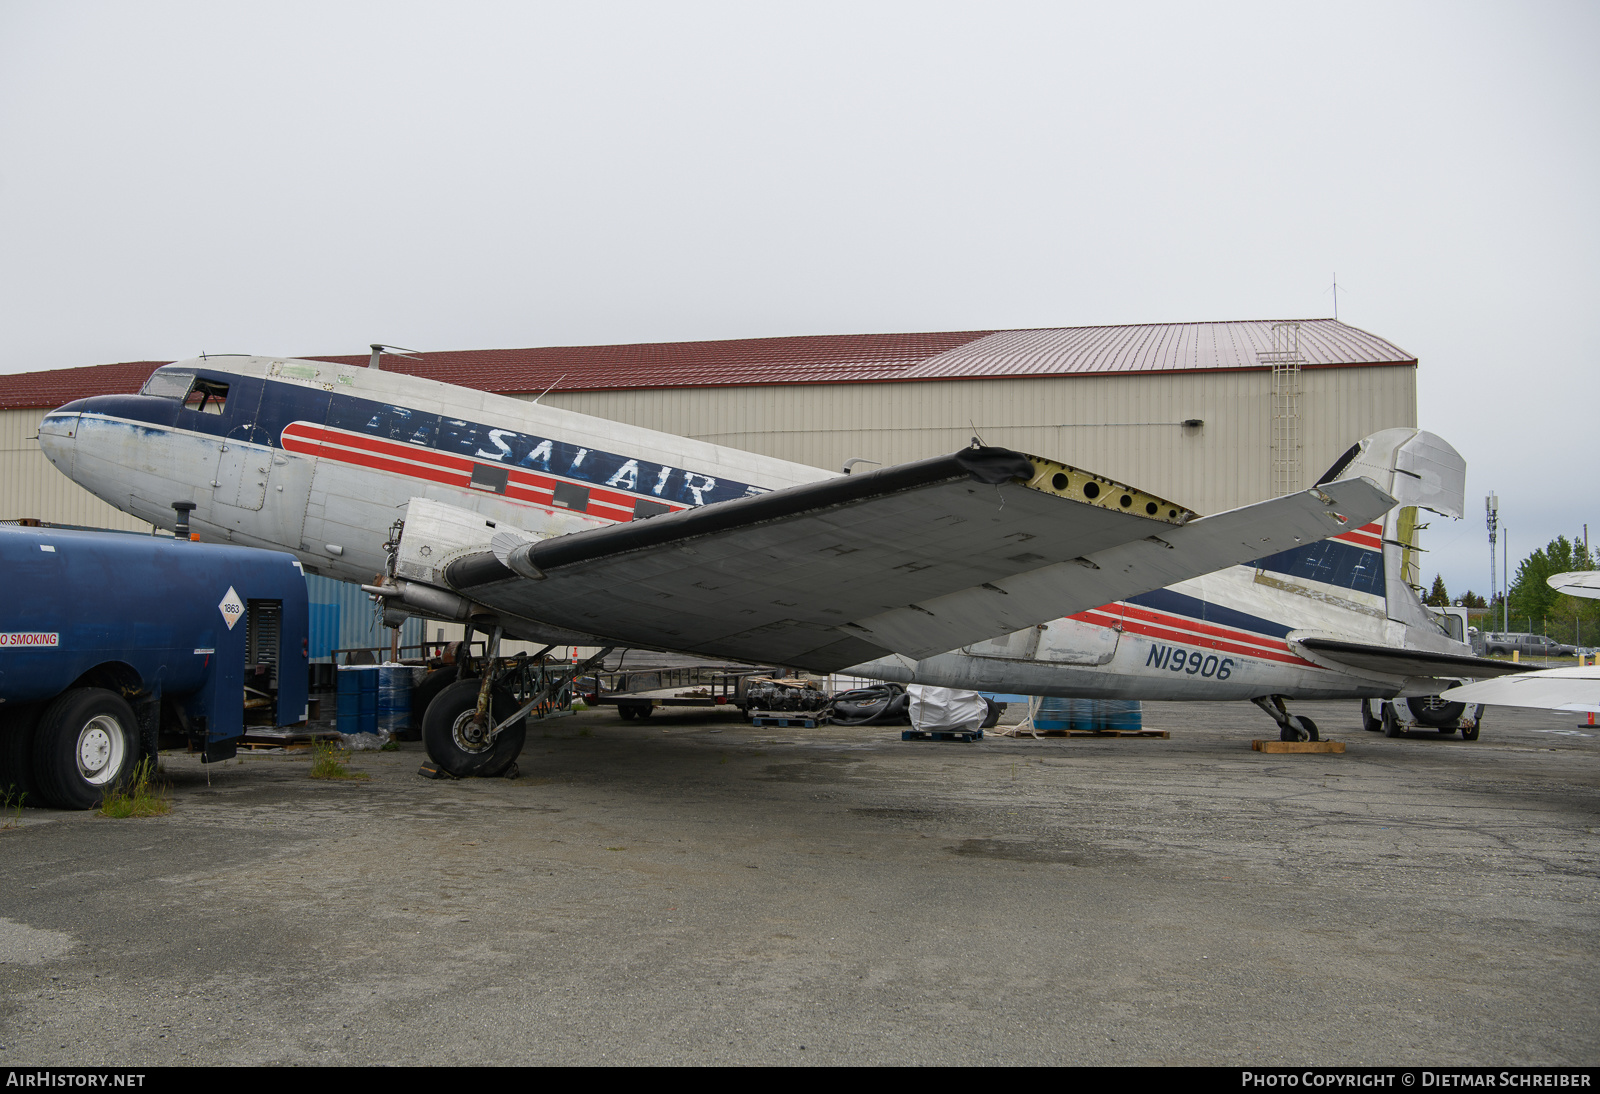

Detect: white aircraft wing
1443,667,1600,713
1548,571,1600,600
408,445,1395,671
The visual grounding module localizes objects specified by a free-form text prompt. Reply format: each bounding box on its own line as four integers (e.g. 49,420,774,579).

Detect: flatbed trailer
595,665,761,716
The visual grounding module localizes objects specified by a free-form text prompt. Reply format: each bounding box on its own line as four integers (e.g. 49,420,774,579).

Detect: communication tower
1486,494,1499,624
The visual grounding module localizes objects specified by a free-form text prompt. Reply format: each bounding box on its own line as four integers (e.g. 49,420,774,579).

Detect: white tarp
907,685,990,732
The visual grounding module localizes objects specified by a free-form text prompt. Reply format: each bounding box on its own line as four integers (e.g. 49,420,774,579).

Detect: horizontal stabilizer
1294,637,1525,681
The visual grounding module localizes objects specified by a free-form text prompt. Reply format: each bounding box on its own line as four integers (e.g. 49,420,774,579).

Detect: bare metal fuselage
40,354,1467,704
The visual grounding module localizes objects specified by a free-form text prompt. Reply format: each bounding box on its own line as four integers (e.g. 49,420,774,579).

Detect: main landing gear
1360,697,1485,741
419,625,614,778
1251,695,1320,742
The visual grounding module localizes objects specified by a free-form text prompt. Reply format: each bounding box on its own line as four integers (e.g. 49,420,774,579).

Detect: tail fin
1318,428,1466,628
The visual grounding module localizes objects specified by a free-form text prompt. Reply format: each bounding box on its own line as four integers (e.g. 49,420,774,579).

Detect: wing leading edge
402,444,1395,671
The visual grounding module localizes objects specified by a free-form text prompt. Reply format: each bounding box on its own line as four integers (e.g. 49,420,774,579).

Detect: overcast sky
2,0,1595,599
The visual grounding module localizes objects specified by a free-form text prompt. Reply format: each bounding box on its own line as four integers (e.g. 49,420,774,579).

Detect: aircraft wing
1293,638,1527,681
1548,571,1600,600
403,445,1395,671
1442,667,1600,713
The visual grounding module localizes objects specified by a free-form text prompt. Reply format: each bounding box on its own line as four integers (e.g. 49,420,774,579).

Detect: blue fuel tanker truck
0,522,309,809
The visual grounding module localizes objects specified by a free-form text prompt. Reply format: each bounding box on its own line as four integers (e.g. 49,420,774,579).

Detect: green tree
1425,574,1450,606
1507,534,1599,645
1454,590,1487,609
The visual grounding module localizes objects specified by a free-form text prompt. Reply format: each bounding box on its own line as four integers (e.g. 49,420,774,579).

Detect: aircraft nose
37,404,82,473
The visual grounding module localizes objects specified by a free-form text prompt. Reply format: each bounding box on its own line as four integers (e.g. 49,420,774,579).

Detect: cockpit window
140,369,196,400
183,378,229,415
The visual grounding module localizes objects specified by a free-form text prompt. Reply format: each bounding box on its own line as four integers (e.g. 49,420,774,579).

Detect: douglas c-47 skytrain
36,353,1519,775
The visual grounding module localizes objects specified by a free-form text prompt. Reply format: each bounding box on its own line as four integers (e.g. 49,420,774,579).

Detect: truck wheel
0,703,42,803
422,679,526,778
1381,701,1405,738
1408,696,1467,727
32,688,142,810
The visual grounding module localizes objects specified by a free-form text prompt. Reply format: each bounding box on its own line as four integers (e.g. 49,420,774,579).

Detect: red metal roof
0,320,1415,410
0,361,170,410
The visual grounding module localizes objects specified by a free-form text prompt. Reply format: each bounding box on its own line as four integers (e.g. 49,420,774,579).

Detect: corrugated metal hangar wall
537,364,1415,517
0,317,1418,529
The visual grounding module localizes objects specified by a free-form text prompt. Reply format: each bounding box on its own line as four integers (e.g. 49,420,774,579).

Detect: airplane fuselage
41,354,1466,704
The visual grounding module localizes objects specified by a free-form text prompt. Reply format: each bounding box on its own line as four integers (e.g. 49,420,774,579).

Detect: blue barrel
1095,699,1143,731
336,666,379,736
376,665,413,736
1033,696,1074,730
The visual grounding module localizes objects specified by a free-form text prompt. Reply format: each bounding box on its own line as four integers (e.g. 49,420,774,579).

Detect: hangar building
0,317,1418,533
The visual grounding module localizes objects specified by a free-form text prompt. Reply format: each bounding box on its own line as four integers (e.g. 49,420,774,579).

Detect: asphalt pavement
1,698,1596,1066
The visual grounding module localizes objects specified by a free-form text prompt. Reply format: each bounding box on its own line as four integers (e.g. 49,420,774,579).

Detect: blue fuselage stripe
66,369,769,509
1125,588,1293,640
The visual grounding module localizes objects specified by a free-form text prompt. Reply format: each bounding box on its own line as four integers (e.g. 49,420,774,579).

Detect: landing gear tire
405,668,461,742
618,702,652,721
421,679,527,778
31,688,141,810
1460,717,1482,742
1408,696,1468,727
1278,714,1320,742
1361,699,1383,733
1381,701,1405,738
0,702,42,802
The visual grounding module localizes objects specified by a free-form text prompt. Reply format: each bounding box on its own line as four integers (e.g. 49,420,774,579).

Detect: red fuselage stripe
279,422,681,522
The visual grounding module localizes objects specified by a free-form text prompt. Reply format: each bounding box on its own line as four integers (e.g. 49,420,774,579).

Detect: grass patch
2,785,26,829
380,738,401,752
310,739,370,781
99,759,171,818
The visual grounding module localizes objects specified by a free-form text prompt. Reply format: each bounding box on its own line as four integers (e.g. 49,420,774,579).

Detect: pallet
1252,739,1346,754
238,727,343,751
1022,728,1169,739
901,728,984,742
749,713,831,728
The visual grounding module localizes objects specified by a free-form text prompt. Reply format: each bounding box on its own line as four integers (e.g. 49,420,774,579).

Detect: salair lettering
315,392,765,508
1144,643,1233,679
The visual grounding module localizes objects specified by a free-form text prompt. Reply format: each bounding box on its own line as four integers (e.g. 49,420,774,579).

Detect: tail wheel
421,679,527,778
32,688,142,810
1407,696,1467,727
1278,715,1320,742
